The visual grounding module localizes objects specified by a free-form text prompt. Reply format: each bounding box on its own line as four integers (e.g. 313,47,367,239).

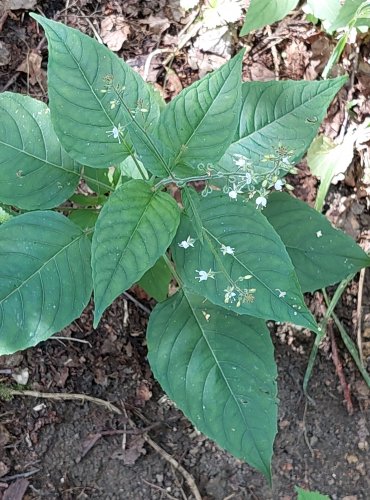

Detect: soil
0,2,370,500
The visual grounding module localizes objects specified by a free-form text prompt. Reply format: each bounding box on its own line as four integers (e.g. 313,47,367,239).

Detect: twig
6,389,122,414
328,321,354,414
265,25,280,80
123,291,151,315
143,48,174,81
0,11,8,32
143,434,202,500
356,268,366,364
0,469,40,482
142,479,178,500
302,401,315,457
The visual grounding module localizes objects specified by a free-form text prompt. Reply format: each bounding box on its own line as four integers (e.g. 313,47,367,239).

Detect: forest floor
0,1,369,499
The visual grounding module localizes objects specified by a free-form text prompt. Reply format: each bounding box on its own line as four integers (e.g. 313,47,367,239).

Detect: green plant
0,15,369,481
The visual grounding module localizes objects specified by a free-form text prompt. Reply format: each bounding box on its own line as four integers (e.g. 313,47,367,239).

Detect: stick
328,322,354,414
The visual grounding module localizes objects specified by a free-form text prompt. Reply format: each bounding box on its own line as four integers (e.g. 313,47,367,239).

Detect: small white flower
316,230,323,238
106,124,122,143
228,183,243,200
274,179,284,191
233,155,247,168
256,196,267,209
195,269,216,282
275,288,286,299
178,236,196,249
220,244,235,256
224,286,236,303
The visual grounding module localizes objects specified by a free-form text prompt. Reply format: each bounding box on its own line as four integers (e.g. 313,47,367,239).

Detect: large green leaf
263,192,370,292
172,191,318,331
147,290,278,479
305,0,341,25
157,51,243,174
328,0,364,32
31,15,162,169
217,78,346,180
0,211,92,354
137,257,171,302
240,0,299,35
92,180,180,325
0,93,80,210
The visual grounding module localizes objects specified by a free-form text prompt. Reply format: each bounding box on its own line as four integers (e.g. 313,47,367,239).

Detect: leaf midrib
183,291,269,475
0,230,86,304
236,82,341,146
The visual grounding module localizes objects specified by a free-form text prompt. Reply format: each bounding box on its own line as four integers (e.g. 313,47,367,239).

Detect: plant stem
163,254,182,286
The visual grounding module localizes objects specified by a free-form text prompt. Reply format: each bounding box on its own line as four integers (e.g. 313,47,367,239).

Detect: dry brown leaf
0,41,11,67
140,15,170,35
112,435,146,465
247,62,275,81
101,15,130,52
136,380,152,404
17,51,43,85
2,0,36,10
3,478,29,500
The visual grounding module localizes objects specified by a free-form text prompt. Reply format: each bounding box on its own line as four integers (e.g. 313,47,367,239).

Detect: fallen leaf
0,461,9,478
3,478,29,500
17,51,43,85
101,15,130,52
0,41,11,66
112,435,146,465
136,380,152,405
2,0,36,10
140,15,170,35
194,26,232,58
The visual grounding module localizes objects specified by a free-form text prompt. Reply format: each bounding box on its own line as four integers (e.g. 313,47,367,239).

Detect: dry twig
328,321,354,414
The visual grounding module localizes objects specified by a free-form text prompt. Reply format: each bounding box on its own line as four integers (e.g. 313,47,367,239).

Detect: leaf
157,51,244,174
147,290,277,479
0,211,92,355
305,0,341,25
295,486,330,500
218,78,347,180
263,192,370,292
119,156,149,180
31,15,162,169
307,134,355,211
137,257,171,302
327,0,364,32
69,209,98,234
0,92,80,210
92,180,180,325
83,166,115,194
240,0,299,35
172,191,318,331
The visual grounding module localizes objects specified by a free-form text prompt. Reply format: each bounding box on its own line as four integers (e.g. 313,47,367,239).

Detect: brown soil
0,2,369,499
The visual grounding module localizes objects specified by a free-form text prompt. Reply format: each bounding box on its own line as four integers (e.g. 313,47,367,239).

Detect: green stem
163,254,182,286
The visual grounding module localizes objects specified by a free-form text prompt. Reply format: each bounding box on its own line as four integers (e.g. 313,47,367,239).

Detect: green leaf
137,257,171,302
218,78,347,180
172,191,318,331
83,166,114,194
240,0,299,35
0,92,80,210
328,0,364,32
31,15,162,169
295,486,330,500
119,156,149,180
307,134,355,211
69,209,98,234
0,211,92,355
147,290,277,479
92,180,180,325
263,192,370,292
305,0,341,25
157,51,244,174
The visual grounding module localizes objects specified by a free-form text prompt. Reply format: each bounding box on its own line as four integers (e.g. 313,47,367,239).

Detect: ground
0,1,370,499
